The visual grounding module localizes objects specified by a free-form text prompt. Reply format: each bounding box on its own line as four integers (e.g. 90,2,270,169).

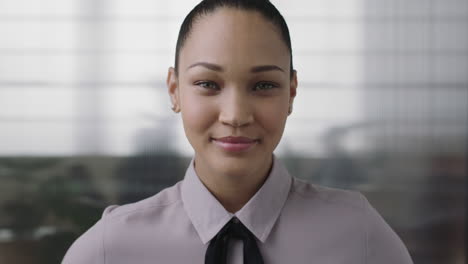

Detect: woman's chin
210,154,271,178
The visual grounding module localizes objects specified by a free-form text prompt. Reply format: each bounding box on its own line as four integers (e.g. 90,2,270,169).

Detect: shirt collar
181,155,292,244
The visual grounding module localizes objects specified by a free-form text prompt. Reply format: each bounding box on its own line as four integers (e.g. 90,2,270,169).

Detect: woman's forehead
179,8,290,71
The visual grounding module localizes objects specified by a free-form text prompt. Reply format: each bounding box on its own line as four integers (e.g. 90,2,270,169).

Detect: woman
63,0,414,263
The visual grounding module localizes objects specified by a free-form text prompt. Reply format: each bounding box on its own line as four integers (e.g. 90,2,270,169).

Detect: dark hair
174,0,294,78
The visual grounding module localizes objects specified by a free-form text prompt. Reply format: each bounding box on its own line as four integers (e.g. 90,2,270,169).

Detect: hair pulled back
174,0,294,78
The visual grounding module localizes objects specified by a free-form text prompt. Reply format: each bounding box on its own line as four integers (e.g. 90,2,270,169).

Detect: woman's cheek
257,100,288,138
181,94,218,134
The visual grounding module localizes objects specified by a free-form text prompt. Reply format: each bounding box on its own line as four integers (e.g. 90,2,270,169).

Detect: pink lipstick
212,136,258,152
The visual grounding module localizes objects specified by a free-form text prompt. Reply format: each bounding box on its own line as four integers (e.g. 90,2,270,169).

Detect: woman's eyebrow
187,62,223,72
251,65,284,73
187,62,285,74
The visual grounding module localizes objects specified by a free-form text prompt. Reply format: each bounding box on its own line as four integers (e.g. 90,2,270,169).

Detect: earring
288,105,293,115
171,105,180,113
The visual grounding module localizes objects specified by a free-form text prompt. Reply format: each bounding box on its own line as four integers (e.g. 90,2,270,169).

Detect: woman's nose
218,90,254,128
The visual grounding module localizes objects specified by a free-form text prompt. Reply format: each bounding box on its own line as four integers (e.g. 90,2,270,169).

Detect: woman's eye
254,82,277,91
195,81,219,90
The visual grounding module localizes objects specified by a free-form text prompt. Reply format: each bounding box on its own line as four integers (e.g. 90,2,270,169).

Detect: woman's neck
194,155,273,213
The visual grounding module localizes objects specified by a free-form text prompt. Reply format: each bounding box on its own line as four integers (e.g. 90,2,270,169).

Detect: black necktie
205,217,264,264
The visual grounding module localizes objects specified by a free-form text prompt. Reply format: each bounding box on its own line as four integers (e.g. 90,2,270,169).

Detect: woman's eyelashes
253,82,278,91
194,80,279,92
194,81,219,90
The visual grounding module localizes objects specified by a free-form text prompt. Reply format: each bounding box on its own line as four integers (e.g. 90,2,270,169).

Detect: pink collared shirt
62,156,413,264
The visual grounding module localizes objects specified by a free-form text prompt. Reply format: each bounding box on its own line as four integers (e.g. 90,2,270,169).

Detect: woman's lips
211,136,258,152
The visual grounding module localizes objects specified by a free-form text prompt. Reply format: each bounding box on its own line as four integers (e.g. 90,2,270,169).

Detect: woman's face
168,8,297,177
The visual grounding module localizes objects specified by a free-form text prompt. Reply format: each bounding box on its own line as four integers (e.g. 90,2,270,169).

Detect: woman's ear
288,70,298,115
167,67,181,113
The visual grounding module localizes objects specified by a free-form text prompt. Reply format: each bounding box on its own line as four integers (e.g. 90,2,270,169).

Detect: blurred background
0,0,466,263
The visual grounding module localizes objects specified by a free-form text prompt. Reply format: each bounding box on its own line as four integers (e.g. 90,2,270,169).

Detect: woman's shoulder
62,181,185,264
289,177,413,263
290,176,366,211
102,180,184,221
